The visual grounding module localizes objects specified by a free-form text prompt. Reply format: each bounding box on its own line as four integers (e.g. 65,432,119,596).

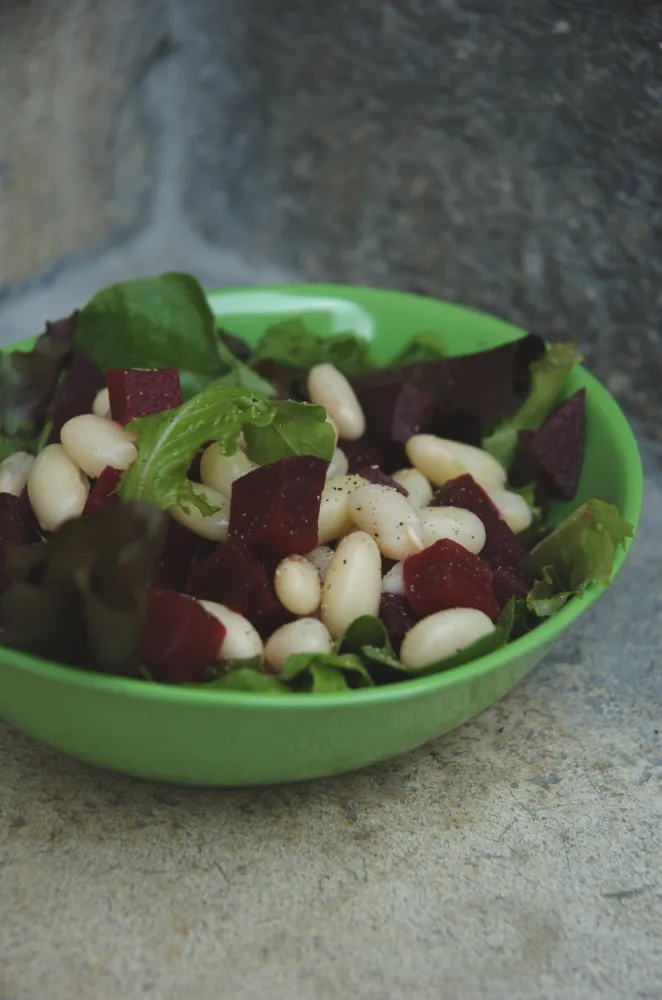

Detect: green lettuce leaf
391,331,446,365
523,499,633,616
250,319,373,375
2,502,166,674
242,400,335,466
281,651,374,690
119,384,334,515
204,668,289,695
337,615,408,677
482,343,581,468
75,273,266,399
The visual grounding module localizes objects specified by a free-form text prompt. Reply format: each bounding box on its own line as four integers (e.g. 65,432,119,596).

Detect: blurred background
0,0,660,436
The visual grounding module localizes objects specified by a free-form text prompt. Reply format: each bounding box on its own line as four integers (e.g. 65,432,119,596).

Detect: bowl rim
0,284,644,710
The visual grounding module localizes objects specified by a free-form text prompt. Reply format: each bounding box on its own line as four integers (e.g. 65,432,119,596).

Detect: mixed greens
0,273,633,694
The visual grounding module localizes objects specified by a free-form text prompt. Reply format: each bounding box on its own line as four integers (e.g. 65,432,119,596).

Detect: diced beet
509,430,537,488
429,411,483,447
151,520,216,593
106,367,183,425
431,474,530,605
140,588,225,683
228,455,327,567
523,390,586,501
47,350,105,441
342,439,388,475
357,382,436,446
187,540,291,636
379,593,418,653
0,491,41,591
492,566,531,609
403,538,499,619
357,466,409,497
432,474,526,572
83,466,123,515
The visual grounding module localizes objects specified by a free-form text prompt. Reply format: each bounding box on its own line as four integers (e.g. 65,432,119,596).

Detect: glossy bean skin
170,484,230,541
391,467,433,508
307,363,366,441
406,434,507,490
419,506,486,554
347,483,425,560
27,444,89,531
305,545,334,583
381,561,405,595
0,452,33,496
198,600,263,661
274,555,322,615
326,447,349,480
264,618,333,673
487,489,533,534
400,608,496,670
200,445,258,498
317,475,368,545
60,414,137,478
92,388,111,419
321,531,382,638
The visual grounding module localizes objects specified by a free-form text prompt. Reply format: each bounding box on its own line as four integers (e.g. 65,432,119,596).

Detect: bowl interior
0,285,643,709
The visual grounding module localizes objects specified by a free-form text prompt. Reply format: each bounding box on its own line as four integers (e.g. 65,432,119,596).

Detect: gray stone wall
1,0,660,435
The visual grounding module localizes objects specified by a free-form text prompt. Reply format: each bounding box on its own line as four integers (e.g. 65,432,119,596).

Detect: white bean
0,452,34,497
27,444,89,531
326,447,349,480
381,561,405,595
305,545,335,583
198,600,263,662
200,444,258,498
264,618,333,673
321,531,382,638
318,474,368,544
406,434,507,490
326,415,339,447
419,506,486,554
92,387,111,419
400,608,496,670
391,467,433,508
274,555,321,615
487,489,533,534
60,414,137,479
347,483,425,560
308,363,365,441
170,484,230,541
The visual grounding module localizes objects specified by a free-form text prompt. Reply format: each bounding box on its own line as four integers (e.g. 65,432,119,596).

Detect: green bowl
0,286,643,786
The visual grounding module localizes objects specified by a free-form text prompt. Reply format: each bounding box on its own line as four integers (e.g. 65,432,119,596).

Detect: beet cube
523,390,586,501
404,538,499,619
151,520,216,593
492,566,531,609
228,455,327,566
140,588,225,683
83,466,123,515
343,439,388,475
48,350,105,441
379,593,418,652
187,540,290,636
106,367,183,425
357,466,409,497
357,382,436,445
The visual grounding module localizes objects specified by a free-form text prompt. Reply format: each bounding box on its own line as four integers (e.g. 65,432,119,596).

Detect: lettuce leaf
75,273,268,399
523,499,633,616
391,331,446,365
281,651,374,690
483,343,581,468
119,384,334,515
250,319,373,376
204,667,289,694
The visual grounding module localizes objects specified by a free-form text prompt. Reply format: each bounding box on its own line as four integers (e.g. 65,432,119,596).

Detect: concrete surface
1,435,660,1000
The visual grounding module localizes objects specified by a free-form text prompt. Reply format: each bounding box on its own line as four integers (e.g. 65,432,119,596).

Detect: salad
0,273,632,695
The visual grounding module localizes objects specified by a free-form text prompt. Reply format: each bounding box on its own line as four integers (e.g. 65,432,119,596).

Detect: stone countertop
1,436,661,1000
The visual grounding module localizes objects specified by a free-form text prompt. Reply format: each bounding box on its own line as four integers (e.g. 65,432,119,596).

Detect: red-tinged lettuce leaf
74,273,271,399
0,311,78,443
1,502,166,674
523,499,633,613
482,343,581,468
281,650,374,691
350,333,545,423
250,319,374,376
47,350,106,441
218,329,252,363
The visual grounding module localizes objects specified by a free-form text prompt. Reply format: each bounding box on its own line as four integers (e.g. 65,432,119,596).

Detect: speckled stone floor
1,435,660,1000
